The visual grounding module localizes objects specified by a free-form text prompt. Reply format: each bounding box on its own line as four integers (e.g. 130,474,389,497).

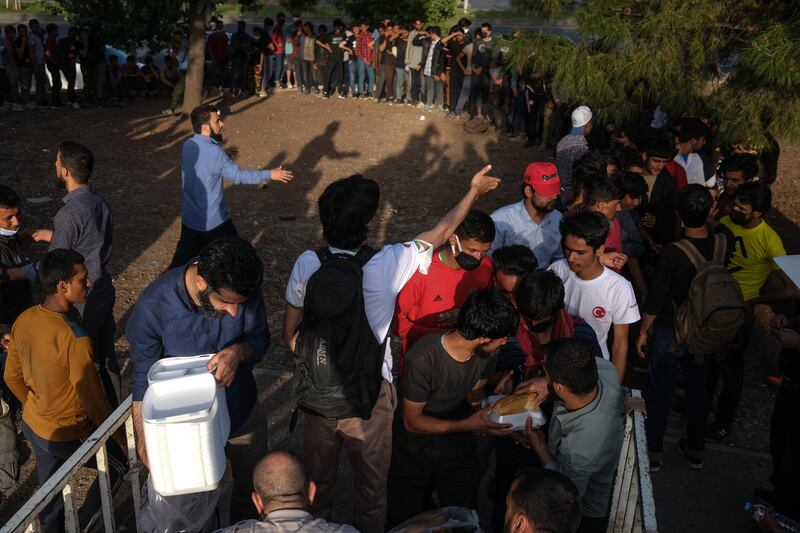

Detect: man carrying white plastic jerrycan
127,236,269,527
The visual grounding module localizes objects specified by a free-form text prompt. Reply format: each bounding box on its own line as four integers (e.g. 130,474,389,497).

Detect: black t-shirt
395,38,408,69
315,33,332,64
472,37,494,71
379,36,397,66
330,31,345,58
343,34,357,56
399,331,496,420
644,226,735,327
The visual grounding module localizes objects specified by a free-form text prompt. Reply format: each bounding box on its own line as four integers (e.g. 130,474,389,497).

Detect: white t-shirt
674,152,707,187
549,259,640,360
286,242,432,382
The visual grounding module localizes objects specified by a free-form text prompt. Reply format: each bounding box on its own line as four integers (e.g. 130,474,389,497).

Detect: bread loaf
492,393,541,416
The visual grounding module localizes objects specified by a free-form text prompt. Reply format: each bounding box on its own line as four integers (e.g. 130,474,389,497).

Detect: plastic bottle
745,502,766,522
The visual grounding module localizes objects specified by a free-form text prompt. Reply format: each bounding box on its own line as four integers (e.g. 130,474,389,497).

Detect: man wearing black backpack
636,185,736,472
282,165,500,533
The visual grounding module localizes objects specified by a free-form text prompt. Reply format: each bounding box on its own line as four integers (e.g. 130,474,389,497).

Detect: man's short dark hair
642,136,675,160
427,26,441,36
584,175,623,205
264,17,274,27
40,249,85,296
515,270,565,321
458,17,471,27
318,24,327,33
736,183,772,214
457,288,519,341
509,468,581,533
4,25,15,35
677,118,709,143
676,184,713,228
318,174,379,249
544,338,598,395
572,150,613,199
253,451,309,504
190,103,218,134
333,18,344,29
492,245,537,277
58,141,94,184
454,210,495,244
197,236,263,298
720,153,758,181
481,22,492,30
614,171,648,200
46,23,57,33
28,18,39,27
559,211,609,251
0,185,21,210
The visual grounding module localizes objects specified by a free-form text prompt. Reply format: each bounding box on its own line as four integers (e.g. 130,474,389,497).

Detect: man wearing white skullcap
556,105,593,203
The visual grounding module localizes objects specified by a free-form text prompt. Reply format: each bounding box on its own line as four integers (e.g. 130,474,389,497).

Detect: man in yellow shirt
3,249,127,532
711,184,796,441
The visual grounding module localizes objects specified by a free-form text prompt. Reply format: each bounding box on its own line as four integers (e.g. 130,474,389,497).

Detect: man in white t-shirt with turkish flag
549,211,640,382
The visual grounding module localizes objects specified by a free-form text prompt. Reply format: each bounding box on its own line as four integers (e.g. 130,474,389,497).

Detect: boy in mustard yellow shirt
3,249,127,532
710,184,797,441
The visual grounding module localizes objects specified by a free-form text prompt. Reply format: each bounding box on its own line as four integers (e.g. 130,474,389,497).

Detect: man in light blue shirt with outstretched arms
169,103,294,269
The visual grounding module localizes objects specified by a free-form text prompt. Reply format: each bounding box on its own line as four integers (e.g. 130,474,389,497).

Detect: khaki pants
303,379,397,533
226,400,269,523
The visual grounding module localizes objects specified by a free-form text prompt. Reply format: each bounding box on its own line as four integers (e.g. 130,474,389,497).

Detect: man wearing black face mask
490,162,563,268
394,210,495,361
127,236,269,524
169,104,295,269
387,288,519,527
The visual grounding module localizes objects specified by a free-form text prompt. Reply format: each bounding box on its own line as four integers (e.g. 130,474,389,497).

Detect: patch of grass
0,1,48,14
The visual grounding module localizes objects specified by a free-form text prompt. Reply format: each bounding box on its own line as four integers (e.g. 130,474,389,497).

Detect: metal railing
1,396,142,533
608,389,658,533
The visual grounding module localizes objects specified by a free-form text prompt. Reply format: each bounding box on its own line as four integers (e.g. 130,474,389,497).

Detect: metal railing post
62,483,78,533
95,444,116,532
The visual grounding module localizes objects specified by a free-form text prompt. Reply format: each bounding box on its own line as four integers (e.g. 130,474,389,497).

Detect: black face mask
451,235,482,271
729,210,748,226
527,317,554,333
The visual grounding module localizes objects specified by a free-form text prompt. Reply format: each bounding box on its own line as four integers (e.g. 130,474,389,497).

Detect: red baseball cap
523,162,561,196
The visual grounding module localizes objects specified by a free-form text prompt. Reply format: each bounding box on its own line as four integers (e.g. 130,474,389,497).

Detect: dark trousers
578,515,610,533
409,67,423,104
770,375,800,521
644,326,709,457
300,60,314,93
375,63,395,101
387,424,479,528
492,435,542,532
23,422,127,533
0,68,9,106
449,71,463,112
526,94,547,142
470,73,490,116
33,63,48,104
46,63,61,105
61,65,76,102
324,57,344,95
708,319,752,429
169,218,239,270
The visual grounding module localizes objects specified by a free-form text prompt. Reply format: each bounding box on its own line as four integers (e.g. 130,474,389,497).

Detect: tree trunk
182,0,212,113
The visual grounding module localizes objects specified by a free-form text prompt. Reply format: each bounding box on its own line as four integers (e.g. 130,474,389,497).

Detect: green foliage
505,0,800,150
41,0,185,51
510,0,569,20
331,0,458,26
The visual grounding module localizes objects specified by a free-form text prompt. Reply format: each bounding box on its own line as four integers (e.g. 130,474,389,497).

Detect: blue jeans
272,53,285,86
423,75,443,107
394,67,406,101
348,59,359,95
644,326,709,460
356,59,375,95
455,75,472,115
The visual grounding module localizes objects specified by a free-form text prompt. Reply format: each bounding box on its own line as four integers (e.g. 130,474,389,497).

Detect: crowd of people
0,18,799,533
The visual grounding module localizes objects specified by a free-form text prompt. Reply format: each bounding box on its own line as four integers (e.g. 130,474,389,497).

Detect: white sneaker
257,90,268,98
11,103,25,111
161,108,174,116
26,102,38,110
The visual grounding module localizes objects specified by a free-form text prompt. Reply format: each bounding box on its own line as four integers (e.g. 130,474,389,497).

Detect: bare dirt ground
1,89,798,531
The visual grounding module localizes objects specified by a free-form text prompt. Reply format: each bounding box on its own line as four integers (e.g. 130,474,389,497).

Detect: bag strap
671,239,706,271
711,233,726,264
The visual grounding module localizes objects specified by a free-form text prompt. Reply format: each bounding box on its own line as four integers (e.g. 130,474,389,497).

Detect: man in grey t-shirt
518,337,624,533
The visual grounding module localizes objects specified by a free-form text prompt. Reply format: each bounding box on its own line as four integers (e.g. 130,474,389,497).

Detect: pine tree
505,0,800,155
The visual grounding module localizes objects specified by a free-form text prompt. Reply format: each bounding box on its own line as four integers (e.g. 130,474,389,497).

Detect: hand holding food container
483,392,547,431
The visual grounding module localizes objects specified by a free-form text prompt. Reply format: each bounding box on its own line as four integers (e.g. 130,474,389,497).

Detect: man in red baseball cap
490,162,564,269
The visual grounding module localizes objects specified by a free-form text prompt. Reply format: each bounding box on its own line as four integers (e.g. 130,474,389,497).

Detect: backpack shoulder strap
671,239,706,271
353,245,377,268
711,233,726,264
315,247,333,264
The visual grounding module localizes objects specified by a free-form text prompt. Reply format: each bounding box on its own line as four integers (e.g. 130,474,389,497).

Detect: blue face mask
0,227,18,237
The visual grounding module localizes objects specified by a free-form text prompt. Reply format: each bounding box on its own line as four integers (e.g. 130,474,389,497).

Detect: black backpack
293,247,386,421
